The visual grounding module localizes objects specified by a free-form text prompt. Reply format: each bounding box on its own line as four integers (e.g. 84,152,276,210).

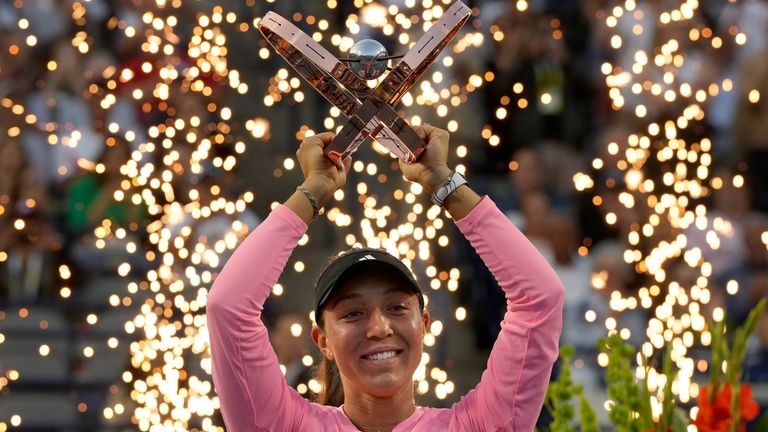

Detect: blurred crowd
0,0,767,426
0,0,249,303
448,0,768,419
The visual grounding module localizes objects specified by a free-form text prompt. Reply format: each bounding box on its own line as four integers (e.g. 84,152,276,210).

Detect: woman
207,126,564,431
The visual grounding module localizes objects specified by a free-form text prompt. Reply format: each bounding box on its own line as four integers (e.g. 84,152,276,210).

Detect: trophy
258,1,471,163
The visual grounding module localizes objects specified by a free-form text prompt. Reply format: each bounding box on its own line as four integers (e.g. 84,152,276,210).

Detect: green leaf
544,344,583,431
660,343,675,430
709,318,725,401
671,407,690,432
579,395,600,432
727,299,766,385
729,382,741,432
636,351,654,430
560,344,576,358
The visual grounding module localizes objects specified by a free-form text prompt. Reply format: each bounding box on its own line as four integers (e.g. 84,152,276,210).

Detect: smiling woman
206,126,565,431
312,254,428,408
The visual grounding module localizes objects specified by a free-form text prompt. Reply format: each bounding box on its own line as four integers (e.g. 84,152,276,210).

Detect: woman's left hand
399,124,481,219
398,125,452,193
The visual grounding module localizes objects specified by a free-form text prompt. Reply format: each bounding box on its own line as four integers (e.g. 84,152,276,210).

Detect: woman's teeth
365,351,397,360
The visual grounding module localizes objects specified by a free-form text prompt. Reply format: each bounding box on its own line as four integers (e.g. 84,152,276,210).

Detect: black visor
314,249,424,323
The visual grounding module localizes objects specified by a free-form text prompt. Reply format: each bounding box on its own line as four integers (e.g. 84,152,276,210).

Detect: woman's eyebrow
384,286,414,296
362,287,411,296
332,292,362,305
333,286,411,305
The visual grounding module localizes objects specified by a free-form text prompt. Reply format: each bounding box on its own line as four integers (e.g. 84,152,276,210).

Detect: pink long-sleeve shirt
207,196,564,431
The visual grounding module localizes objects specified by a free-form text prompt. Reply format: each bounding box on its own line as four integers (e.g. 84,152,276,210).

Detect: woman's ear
311,324,334,361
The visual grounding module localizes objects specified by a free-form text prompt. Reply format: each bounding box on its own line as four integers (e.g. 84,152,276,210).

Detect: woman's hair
312,249,365,406
315,357,345,406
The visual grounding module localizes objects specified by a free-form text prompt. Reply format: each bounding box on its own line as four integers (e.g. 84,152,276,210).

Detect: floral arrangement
693,298,765,432
543,299,767,432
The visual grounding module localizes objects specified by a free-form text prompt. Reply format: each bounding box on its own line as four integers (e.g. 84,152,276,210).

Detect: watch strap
431,171,467,207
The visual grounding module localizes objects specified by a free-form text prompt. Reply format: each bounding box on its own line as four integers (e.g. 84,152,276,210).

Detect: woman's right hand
398,125,452,194
296,132,351,207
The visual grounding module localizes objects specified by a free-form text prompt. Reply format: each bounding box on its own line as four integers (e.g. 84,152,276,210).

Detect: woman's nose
366,309,393,339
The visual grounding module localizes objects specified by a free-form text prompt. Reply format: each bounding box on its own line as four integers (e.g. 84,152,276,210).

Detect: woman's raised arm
207,132,351,430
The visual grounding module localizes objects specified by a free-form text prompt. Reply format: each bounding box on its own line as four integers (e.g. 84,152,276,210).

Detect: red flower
737,385,760,422
694,384,760,432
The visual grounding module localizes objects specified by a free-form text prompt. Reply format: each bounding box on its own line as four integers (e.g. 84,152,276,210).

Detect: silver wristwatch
430,171,467,207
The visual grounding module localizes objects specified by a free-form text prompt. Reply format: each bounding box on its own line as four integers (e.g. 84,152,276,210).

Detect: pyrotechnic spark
573,0,752,420
0,0,501,429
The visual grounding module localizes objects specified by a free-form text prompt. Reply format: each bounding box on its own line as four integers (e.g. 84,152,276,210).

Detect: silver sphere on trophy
344,39,394,80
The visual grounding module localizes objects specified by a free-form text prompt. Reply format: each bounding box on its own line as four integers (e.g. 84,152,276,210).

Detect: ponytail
314,356,345,406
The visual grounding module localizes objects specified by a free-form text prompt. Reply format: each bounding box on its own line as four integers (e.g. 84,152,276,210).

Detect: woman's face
313,269,428,399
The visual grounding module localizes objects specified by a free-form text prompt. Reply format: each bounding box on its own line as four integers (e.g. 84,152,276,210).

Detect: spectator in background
685,169,754,323
65,141,145,275
588,240,647,348
519,190,555,261
550,214,599,353
0,137,61,302
269,311,314,398
734,49,768,212
744,213,768,382
25,40,105,189
742,213,768,316
485,9,570,170
705,0,768,166
743,213,768,273
164,167,261,272
503,145,574,225
0,28,31,98
548,212,607,425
